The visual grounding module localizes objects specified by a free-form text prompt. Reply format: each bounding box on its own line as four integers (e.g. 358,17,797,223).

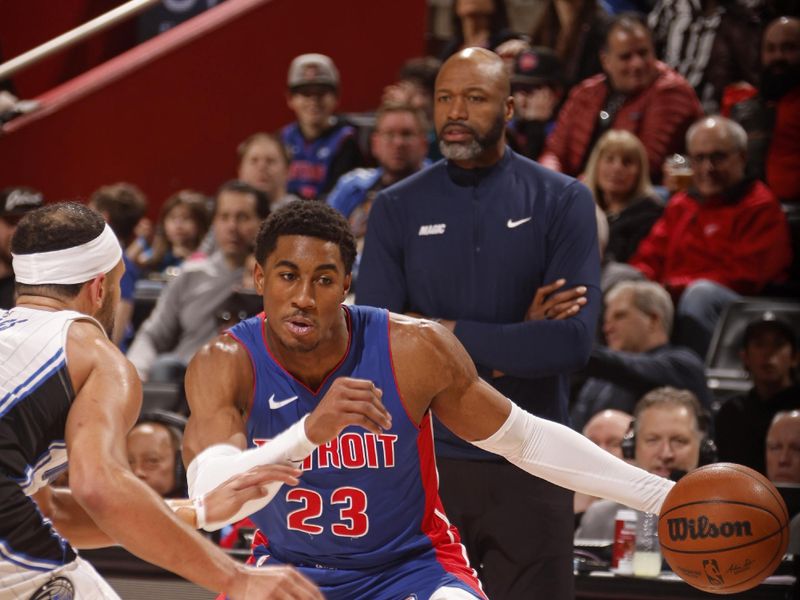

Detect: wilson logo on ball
667,516,753,541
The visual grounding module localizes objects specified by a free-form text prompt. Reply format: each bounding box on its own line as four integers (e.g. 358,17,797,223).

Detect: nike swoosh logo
268,394,298,409
507,217,532,228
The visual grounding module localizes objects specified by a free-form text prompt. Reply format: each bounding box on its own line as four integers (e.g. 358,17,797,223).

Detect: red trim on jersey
416,414,486,598
251,528,269,554
219,517,256,549
260,305,352,396
386,310,422,430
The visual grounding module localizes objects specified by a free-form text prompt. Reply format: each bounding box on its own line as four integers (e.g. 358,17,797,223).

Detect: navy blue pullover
358,149,601,460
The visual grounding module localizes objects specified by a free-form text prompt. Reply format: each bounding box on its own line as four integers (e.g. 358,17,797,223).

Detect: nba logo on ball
702,559,724,585
658,463,789,594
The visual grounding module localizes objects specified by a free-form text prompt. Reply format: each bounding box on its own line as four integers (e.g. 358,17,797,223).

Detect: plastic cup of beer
664,154,693,193
633,511,662,577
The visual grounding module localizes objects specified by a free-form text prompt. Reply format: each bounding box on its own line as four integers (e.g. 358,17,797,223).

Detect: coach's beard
439,115,505,162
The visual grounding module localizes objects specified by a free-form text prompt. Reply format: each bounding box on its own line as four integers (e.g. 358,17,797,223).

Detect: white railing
0,0,161,81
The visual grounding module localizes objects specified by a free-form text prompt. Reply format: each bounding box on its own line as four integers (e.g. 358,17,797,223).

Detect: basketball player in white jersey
0,202,321,599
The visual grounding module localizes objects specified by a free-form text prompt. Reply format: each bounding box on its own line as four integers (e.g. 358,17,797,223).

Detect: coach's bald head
439,48,511,95
434,48,513,169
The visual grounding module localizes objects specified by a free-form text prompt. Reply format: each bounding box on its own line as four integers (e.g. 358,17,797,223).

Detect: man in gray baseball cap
0,186,43,308
287,53,340,90
281,53,363,200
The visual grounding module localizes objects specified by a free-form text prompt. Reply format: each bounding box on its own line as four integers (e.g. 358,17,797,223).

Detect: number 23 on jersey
286,487,369,538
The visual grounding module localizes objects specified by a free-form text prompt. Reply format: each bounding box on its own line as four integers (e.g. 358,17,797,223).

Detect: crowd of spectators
3,2,799,595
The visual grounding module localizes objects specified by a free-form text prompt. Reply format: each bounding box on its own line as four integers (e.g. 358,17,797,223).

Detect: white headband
12,224,123,285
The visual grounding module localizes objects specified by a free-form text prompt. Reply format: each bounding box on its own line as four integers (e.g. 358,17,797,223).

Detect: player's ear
87,273,106,309
254,262,265,294
343,273,352,300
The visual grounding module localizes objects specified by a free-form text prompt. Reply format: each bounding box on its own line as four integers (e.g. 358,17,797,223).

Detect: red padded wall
0,0,426,214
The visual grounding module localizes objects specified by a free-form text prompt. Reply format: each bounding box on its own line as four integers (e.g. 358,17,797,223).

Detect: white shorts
0,555,121,599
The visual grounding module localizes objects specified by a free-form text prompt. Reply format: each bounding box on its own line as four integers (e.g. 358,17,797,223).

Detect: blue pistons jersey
281,120,356,200
227,305,483,596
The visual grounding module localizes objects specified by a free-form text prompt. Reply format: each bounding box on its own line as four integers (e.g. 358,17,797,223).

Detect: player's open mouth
285,318,315,336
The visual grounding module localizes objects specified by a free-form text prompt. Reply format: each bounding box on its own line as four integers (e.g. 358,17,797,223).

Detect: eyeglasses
688,151,735,167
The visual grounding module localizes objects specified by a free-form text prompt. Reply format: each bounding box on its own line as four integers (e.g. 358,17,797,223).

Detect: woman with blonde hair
583,130,663,264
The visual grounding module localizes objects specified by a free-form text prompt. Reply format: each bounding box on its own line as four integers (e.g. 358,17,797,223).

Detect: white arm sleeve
186,415,317,531
472,403,674,514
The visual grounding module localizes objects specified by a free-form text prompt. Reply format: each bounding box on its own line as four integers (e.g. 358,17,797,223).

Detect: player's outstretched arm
391,315,674,514
65,322,320,598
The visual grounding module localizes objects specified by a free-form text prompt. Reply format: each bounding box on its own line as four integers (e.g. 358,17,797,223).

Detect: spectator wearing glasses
539,13,702,181
327,103,429,252
326,103,429,292
630,116,792,359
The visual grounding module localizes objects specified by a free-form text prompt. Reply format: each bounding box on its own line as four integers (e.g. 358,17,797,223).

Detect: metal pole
0,0,162,81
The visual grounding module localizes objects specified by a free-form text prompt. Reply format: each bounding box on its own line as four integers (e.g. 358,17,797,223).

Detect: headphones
621,408,718,467
136,410,188,497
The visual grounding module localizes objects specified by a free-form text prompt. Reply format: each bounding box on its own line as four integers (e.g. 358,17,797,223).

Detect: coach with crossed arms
358,48,600,600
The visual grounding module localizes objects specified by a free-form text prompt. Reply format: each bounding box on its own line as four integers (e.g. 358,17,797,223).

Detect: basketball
658,463,789,594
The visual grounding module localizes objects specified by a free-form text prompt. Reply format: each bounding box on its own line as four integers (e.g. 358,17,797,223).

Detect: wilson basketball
658,463,789,594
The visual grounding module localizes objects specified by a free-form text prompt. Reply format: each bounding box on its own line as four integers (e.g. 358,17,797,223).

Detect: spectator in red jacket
629,116,792,359
540,13,703,181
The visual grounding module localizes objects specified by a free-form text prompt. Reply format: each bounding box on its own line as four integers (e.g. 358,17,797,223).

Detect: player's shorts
245,546,486,600
0,555,121,599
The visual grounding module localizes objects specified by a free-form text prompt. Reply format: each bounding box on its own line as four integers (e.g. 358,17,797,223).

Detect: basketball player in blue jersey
184,201,677,600
0,202,321,599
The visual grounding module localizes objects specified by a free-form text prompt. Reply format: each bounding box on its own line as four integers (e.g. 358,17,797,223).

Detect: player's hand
227,564,322,600
203,465,301,527
525,279,587,321
304,377,392,445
